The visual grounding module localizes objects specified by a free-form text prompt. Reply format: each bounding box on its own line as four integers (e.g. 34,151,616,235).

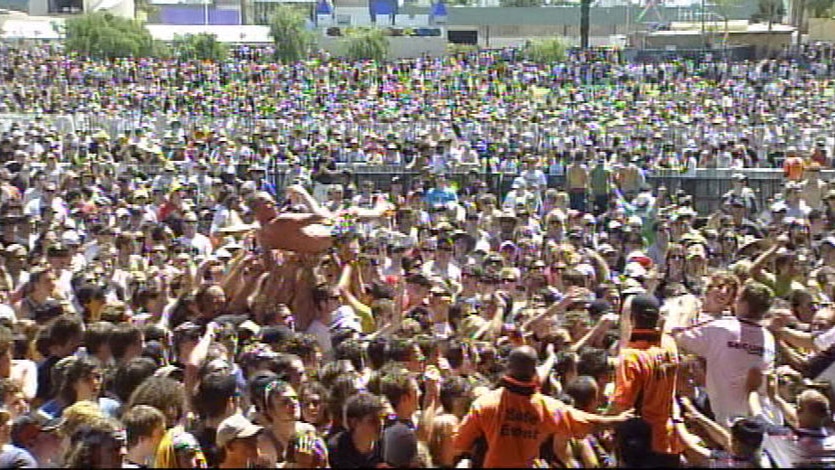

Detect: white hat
61,230,81,246
216,414,263,448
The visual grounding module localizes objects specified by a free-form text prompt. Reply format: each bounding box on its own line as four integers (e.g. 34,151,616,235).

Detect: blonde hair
61,400,105,438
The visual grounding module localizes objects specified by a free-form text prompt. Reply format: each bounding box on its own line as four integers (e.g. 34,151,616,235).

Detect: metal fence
271,165,797,214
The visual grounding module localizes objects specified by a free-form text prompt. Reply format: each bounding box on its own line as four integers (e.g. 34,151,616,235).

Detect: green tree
64,12,159,59
711,0,741,43
522,37,568,63
173,33,228,61
344,28,389,61
268,5,314,63
750,0,785,28
807,0,834,17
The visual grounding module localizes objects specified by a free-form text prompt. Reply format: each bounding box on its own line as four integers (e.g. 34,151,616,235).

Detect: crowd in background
0,43,833,468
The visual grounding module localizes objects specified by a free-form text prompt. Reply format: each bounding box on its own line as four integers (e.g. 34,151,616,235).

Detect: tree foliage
522,37,568,63
64,12,159,59
750,0,785,23
807,0,834,17
344,28,389,61
173,33,228,61
268,5,314,63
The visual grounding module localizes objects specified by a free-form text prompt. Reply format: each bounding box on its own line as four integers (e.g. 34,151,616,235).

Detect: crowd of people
0,42,834,468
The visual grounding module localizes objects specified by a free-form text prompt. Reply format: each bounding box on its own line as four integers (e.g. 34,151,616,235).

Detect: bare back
259,217,334,254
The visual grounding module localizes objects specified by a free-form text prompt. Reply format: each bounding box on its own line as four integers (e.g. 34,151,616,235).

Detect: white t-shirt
677,317,776,427
814,326,835,352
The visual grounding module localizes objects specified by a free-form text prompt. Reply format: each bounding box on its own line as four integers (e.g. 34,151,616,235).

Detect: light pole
701,0,706,49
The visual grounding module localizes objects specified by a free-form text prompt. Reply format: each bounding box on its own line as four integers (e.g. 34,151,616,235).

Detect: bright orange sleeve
549,402,595,439
453,401,486,455
612,351,642,410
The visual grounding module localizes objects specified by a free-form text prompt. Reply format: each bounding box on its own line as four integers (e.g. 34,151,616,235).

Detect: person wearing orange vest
453,346,633,468
609,294,684,467
783,146,805,182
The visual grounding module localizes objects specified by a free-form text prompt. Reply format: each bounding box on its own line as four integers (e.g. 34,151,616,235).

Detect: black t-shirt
381,419,417,468
327,430,384,469
36,356,60,401
191,424,219,468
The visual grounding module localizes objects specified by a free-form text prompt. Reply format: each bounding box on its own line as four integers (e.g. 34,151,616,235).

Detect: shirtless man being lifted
251,185,393,254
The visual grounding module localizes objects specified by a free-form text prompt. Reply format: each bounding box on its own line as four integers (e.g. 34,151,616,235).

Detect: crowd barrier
271,166,799,214
0,111,811,214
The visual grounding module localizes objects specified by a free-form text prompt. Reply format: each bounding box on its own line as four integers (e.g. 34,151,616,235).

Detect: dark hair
122,405,166,448
278,334,319,362
112,357,158,404
344,392,384,426
565,376,598,410
48,314,84,350
367,338,388,370
615,418,654,468
59,357,100,405
319,360,357,389
335,338,365,372
387,338,415,363
576,348,611,381
84,322,114,358
262,379,295,422
311,283,335,308
554,351,578,379
445,339,465,370
75,284,105,313
379,368,414,410
194,373,238,420
248,371,279,414
109,323,143,362
326,375,360,424
270,353,303,383
126,377,187,426
439,376,472,414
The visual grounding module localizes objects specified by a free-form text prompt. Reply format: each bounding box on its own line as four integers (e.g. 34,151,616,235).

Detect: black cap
259,325,293,345
630,294,660,324
731,417,766,448
588,300,612,318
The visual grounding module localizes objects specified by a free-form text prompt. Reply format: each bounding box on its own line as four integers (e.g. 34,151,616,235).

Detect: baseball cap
216,414,263,448
11,411,61,447
629,294,660,321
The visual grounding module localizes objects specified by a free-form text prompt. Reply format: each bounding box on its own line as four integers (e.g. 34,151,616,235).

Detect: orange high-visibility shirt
612,333,683,455
453,384,595,468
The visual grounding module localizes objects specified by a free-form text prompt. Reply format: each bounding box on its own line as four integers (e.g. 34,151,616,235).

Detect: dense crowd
0,43,833,468
3,44,835,173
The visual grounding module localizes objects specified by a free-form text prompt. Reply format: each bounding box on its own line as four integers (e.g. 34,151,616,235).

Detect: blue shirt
424,187,457,208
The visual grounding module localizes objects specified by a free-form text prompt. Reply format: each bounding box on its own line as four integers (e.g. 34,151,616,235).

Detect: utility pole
580,0,590,48
796,0,805,46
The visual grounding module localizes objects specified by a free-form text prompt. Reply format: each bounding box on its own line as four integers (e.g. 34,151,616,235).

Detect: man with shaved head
453,345,633,467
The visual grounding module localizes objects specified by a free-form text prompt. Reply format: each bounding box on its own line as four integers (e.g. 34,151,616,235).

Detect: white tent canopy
145,24,273,43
